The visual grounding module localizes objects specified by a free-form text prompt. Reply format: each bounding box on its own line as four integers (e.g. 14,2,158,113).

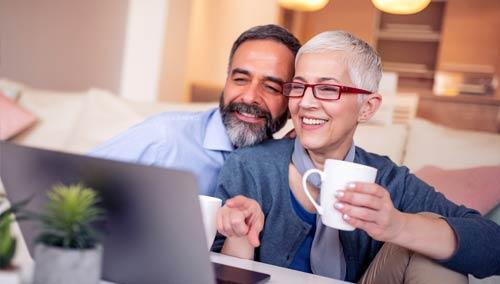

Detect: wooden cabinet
437,0,500,72
279,0,378,44
375,1,446,92
417,92,500,133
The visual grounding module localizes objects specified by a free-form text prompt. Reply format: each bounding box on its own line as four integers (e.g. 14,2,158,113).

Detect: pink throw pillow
415,166,500,215
0,91,37,140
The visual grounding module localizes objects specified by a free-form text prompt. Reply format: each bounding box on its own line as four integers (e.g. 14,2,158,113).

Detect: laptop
0,142,270,284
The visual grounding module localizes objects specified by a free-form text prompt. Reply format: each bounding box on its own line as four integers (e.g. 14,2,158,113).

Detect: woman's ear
357,93,382,123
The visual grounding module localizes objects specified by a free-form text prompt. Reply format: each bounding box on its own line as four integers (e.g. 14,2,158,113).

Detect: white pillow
355,123,408,165
126,100,217,118
273,121,407,164
14,88,85,150
63,89,145,153
0,78,25,101
403,118,500,171
64,90,218,153
366,72,398,126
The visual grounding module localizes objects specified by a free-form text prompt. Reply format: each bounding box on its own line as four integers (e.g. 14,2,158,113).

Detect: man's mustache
225,102,272,122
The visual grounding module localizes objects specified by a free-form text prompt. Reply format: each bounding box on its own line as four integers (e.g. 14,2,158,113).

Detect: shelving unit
375,1,446,92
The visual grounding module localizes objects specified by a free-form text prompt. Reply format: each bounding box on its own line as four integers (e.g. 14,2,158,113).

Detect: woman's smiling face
288,51,365,156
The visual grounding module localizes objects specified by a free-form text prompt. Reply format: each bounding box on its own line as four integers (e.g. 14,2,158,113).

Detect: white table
210,252,351,284
103,253,351,284
23,253,351,284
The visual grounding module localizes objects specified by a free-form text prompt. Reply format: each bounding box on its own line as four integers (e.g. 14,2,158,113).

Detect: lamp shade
371,0,431,15
278,0,330,12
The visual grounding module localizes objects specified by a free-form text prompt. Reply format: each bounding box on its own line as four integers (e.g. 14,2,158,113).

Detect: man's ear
357,93,382,123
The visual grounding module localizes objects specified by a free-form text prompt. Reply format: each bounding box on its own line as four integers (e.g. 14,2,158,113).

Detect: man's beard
219,94,288,148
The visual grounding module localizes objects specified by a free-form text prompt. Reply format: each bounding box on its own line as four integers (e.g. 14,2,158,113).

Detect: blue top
212,139,500,282
288,191,316,273
89,108,233,196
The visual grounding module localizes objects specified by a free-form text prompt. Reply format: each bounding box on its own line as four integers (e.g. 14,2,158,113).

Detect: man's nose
240,82,261,105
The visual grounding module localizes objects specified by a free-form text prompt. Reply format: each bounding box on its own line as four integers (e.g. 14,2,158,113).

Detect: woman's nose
298,86,319,109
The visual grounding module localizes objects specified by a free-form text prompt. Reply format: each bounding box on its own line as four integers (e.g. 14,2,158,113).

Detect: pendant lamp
278,0,330,12
371,0,431,15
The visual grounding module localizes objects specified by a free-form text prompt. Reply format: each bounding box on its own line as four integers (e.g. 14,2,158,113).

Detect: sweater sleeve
210,153,259,253
398,169,500,278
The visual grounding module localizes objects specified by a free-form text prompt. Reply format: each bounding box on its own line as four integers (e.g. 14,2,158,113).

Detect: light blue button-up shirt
89,108,233,196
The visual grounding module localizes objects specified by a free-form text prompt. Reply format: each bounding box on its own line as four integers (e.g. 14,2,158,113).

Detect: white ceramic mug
198,195,222,249
302,159,377,231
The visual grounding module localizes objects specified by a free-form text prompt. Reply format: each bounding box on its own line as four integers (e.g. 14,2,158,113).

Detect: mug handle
302,169,324,215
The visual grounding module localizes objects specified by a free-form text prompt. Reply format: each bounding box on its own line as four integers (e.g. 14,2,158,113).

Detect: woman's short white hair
296,30,382,93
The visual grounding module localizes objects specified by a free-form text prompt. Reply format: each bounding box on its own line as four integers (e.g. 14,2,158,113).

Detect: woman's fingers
217,197,264,246
230,210,249,236
333,183,406,242
335,202,378,223
336,189,383,211
344,182,386,198
217,206,248,237
247,214,264,247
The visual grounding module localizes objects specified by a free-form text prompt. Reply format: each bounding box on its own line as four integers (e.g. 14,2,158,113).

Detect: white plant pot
33,244,102,284
0,267,21,284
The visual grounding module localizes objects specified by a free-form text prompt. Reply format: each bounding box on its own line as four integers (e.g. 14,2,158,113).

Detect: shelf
383,62,435,79
377,30,441,42
375,1,446,93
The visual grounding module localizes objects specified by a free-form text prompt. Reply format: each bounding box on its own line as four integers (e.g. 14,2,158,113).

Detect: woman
212,31,500,283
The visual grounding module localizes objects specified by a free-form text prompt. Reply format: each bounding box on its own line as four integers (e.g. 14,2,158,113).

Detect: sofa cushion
273,121,408,164
64,89,146,153
125,100,217,118
64,90,221,153
404,118,500,171
0,79,24,101
0,92,37,140
415,166,500,215
13,89,84,150
355,123,408,165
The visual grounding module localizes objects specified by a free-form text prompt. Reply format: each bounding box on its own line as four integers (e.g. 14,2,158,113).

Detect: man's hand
216,195,264,247
333,182,407,243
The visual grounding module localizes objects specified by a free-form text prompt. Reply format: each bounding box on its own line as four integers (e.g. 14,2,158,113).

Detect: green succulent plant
0,209,16,269
36,184,103,250
0,197,31,269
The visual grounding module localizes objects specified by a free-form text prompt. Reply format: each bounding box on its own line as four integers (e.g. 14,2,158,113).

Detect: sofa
1,79,500,283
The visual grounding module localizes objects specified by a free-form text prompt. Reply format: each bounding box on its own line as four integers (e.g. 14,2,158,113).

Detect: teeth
239,112,257,118
302,117,327,125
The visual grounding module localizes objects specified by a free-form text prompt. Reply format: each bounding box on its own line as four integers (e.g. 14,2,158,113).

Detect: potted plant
33,184,104,284
0,197,30,284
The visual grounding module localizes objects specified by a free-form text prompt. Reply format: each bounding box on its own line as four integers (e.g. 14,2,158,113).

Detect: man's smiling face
220,39,294,148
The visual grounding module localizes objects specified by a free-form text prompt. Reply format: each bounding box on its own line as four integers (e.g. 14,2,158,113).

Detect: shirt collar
345,141,356,162
203,108,234,152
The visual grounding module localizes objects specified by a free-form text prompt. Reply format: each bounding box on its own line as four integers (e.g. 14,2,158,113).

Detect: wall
175,0,280,102
299,0,378,45
157,0,192,102
0,0,128,94
120,0,169,102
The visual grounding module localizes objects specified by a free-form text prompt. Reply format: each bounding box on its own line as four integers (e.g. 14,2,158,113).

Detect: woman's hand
334,182,408,243
216,195,264,247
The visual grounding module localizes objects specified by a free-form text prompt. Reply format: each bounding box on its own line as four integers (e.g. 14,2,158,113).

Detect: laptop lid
0,142,216,284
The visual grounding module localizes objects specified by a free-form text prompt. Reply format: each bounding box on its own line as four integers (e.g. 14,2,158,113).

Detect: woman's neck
307,139,354,170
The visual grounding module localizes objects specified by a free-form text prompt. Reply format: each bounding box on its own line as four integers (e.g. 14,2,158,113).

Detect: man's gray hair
296,30,382,93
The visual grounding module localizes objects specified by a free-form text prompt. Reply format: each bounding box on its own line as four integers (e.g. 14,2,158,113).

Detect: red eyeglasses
282,82,371,101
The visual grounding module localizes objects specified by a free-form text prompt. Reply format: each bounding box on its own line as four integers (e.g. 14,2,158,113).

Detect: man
90,25,301,196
